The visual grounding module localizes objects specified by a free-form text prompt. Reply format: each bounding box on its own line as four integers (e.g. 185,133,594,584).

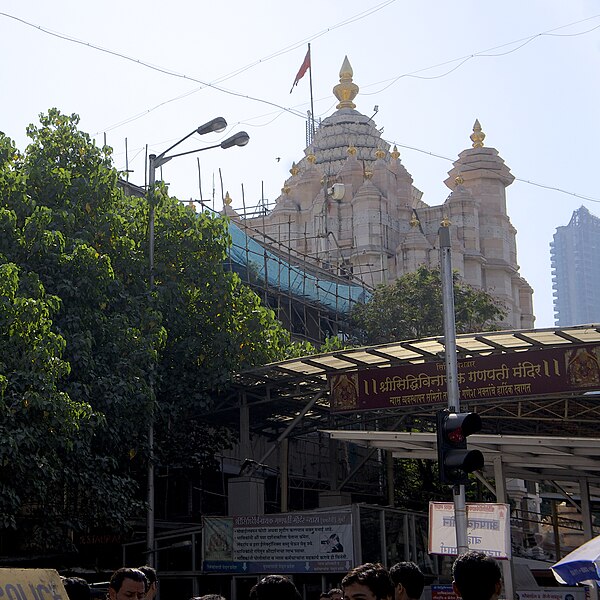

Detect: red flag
290,47,311,93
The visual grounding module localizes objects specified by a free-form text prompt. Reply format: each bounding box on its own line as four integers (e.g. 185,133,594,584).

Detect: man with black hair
341,563,393,600
389,562,424,600
452,551,502,600
108,568,148,600
328,588,342,600
137,566,157,600
249,575,301,600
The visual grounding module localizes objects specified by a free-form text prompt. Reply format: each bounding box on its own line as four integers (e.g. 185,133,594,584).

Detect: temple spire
470,119,486,148
333,56,359,109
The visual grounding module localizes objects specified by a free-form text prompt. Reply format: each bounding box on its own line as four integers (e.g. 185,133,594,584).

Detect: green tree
0,262,94,548
350,265,506,345
0,110,294,553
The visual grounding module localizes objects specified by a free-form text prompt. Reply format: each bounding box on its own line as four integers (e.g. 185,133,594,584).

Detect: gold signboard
330,344,600,411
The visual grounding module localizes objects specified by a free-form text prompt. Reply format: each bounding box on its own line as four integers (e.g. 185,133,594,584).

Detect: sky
1,0,599,328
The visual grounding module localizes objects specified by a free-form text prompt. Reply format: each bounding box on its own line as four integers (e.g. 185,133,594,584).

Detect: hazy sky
2,1,599,328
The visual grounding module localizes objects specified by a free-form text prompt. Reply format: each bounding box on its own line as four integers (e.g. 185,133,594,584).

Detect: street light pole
145,119,249,566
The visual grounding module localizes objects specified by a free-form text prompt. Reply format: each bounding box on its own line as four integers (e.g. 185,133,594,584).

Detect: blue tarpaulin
227,222,370,315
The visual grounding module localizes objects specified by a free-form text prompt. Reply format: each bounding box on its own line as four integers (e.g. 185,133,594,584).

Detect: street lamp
146,118,249,565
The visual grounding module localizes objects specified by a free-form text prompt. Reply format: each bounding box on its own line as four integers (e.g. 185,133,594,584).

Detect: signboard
516,590,585,600
202,511,354,574
0,569,68,600
330,344,600,411
431,585,459,600
428,502,511,558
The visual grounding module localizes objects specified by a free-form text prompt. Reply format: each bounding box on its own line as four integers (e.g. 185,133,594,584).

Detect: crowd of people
60,551,502,600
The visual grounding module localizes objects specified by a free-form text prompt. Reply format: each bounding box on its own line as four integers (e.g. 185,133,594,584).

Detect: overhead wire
0,1,396,134
205,0,397,85
105,12,600,132
4,7,600,205
360,13,600,92
387,140,600,204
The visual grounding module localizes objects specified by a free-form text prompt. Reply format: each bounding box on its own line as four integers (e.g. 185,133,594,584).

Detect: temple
226,56,534,329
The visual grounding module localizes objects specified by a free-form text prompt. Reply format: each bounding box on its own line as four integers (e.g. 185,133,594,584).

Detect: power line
0,1,397,134
5,7,599,205
360,14,600,93
388,140,600,203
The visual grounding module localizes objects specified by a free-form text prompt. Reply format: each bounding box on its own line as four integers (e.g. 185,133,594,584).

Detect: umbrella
552,535,600,585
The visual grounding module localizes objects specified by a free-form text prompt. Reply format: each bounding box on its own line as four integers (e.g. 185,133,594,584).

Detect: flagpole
308,43,315,139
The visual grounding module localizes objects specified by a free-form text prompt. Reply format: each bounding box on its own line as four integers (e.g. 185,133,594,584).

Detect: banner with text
0,569,67,600
202,511,354,574
428,502,511,558
330,344,600,411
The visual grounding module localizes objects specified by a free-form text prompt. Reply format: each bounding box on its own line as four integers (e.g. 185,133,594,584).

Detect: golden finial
290,162,299,176
375,148,386,160
347,145,357,156
470,119,485,148
364,168,373,180
410,213,420,228
282,186,291,195
440,215,451,227
333,56,359,109
224,191,232,206
391,145,400,160
307,152,316,164
455,174,464,186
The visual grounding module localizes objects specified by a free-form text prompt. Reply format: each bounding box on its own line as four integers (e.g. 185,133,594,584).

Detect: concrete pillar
280,438,289,513
579,478,598,600
493,456,515,600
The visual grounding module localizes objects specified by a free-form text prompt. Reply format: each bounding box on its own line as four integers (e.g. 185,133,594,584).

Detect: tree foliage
0,110,294,553
351,265,506,345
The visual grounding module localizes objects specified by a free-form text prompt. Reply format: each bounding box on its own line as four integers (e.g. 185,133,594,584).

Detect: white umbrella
552,535,600,585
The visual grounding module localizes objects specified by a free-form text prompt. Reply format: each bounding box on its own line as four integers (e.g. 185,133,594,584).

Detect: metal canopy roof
236,324,600,388
227,325,600,439
324,430,600,484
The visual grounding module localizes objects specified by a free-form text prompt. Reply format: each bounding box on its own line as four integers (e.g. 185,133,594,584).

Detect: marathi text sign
431,585,459,600
428,502,510,559
202,511,354,574
330,344,600,411
0,569,67,600
516,590,585,600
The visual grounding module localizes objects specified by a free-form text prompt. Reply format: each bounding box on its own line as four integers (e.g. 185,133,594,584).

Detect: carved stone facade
227,57,534,330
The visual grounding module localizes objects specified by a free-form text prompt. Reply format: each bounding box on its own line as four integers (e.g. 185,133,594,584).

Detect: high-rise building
551,205,600,326
226,57,534,330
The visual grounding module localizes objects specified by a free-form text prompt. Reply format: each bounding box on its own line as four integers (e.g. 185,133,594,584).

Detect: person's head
328,589,343,600
452,552,502,600
342,563,394,600
389,562,424,600
109,568,148,600
137,567,157,600
249,575,301,600
62,577,91,600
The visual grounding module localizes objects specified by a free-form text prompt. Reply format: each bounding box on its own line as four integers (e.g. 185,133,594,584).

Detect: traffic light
436,409,484,485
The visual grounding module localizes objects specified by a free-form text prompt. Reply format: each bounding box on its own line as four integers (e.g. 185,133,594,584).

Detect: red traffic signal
436,410,484,485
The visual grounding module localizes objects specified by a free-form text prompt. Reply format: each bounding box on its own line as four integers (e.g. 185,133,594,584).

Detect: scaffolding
119,179,372,345
226,217,372,345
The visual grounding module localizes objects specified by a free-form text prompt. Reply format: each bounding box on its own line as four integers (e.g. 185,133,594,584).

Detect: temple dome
300,57,389,176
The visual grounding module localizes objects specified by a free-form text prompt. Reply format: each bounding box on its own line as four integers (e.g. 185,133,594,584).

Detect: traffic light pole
439,224,469,554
